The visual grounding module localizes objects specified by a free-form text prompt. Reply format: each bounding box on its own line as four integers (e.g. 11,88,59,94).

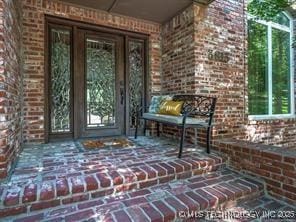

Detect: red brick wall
159,5,196,139
20,0,296,149
22,0,162,143
214,139,296,205
0,0,23,179
193,1,246,139
162,5,195,94
246,119,296,148
161,0,296,149
159,1,246,142
21,0,246,144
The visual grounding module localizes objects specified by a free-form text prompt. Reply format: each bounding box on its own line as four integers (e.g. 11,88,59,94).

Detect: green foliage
247,0,292,20
248,19,291,115
248,0,296,52
272,28,291,114
248,20,269,115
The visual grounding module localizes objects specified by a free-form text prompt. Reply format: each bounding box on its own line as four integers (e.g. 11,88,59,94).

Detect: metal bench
135,94,217,158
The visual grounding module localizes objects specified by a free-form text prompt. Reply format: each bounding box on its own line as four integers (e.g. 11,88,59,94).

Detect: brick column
160,1,246,143
0,0,23,179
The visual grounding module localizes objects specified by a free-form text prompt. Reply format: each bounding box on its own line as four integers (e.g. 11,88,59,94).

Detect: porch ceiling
60,0,196,23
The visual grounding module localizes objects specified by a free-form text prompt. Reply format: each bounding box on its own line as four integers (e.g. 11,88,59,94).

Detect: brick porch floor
0,137,295,221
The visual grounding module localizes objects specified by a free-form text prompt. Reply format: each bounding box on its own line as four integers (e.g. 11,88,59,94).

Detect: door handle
120,88,124,105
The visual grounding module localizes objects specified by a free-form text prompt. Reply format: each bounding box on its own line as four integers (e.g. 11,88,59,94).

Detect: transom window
248,12,294,118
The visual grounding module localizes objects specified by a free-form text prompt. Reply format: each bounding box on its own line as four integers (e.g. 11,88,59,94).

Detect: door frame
45,15,149,142
45,23,74,142
75,29,125,138
125,37,148,136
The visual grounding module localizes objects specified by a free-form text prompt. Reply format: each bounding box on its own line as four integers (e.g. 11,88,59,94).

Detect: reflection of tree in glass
272,29,290,114
129,41,144,128
51,30,71,132
248,21,269,115
248,15,291,115
87,41,115,125
248,0,291,21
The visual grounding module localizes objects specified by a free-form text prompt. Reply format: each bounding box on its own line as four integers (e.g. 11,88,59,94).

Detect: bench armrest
181,105,215,126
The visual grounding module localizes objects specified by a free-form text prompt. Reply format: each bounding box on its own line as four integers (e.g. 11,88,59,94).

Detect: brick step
0,150,226,218
3,169,264,221
9,144,225,185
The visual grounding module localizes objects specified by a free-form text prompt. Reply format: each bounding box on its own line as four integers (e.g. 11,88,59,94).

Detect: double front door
46,18,147,141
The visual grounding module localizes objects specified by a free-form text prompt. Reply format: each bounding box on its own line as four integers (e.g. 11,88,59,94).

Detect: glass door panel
128,40,145,131
86,38,116,128
49,27,72,135
76,30,124,138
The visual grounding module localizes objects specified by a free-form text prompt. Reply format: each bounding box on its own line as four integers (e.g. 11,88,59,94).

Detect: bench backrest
172,95,217,119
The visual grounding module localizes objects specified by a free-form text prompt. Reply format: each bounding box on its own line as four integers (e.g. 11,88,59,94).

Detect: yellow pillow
158,100,184,116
